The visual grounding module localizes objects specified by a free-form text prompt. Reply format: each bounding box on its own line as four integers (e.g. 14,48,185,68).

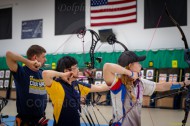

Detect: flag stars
91,0,107,6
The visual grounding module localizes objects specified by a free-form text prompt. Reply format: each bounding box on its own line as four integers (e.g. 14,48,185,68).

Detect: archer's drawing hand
183,80,190,87
131,71,139,81
61,72,74,84
27,60,41,71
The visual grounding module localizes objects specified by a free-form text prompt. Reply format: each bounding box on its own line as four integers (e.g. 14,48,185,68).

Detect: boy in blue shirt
6,45,48,126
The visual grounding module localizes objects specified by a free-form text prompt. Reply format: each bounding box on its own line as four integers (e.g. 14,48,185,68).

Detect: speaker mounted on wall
98,29,114,42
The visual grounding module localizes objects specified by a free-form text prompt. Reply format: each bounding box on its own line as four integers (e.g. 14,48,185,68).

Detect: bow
152,4,190,126
78,28,129,70
165,4,190,126
77,28,107,126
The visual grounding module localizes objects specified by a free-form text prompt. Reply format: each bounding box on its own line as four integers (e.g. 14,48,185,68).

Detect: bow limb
88,29,100,69
107,35,128,51
165,4,188,49
165,4,190,67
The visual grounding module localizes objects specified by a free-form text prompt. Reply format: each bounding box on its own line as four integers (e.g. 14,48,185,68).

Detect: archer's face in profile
129,62,142,73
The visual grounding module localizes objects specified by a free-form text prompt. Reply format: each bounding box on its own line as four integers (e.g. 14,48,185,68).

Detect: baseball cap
118,51,146,67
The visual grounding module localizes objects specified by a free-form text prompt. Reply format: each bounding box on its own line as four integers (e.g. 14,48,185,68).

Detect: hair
121,66,136,102
26,45,46,60
56,56,78,72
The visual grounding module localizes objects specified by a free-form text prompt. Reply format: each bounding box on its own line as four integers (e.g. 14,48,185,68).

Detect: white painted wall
0,0,189,56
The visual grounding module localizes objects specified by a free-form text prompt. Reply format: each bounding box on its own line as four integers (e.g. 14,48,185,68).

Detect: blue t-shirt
12,64,47,117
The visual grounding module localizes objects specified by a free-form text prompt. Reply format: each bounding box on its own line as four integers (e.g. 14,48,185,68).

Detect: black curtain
144,0,187,29
55,0,85,35
0,7,12,39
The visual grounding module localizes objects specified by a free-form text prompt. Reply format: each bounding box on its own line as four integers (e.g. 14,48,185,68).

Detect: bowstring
145,2,168,126
146,1,166,56
53,35,74,55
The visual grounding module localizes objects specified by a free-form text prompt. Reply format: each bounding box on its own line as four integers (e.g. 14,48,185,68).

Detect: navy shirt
46,79,91,126
12,64,47,117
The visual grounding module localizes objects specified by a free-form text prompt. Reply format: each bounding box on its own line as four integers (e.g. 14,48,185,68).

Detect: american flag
91,0,137,27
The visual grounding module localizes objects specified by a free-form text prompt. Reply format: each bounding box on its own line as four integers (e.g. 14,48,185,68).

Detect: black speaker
98,29,114,42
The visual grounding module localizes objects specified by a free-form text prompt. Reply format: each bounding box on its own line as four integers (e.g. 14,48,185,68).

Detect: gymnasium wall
0,0,189,56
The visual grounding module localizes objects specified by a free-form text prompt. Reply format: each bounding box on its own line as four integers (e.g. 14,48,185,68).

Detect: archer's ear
31,55,37,60
64,69,70,73
128,63,132,69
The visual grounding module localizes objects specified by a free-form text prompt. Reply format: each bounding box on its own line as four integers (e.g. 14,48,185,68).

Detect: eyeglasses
68,66,79,71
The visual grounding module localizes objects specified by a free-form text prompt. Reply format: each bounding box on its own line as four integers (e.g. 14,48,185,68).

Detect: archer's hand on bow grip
183,80,190,87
